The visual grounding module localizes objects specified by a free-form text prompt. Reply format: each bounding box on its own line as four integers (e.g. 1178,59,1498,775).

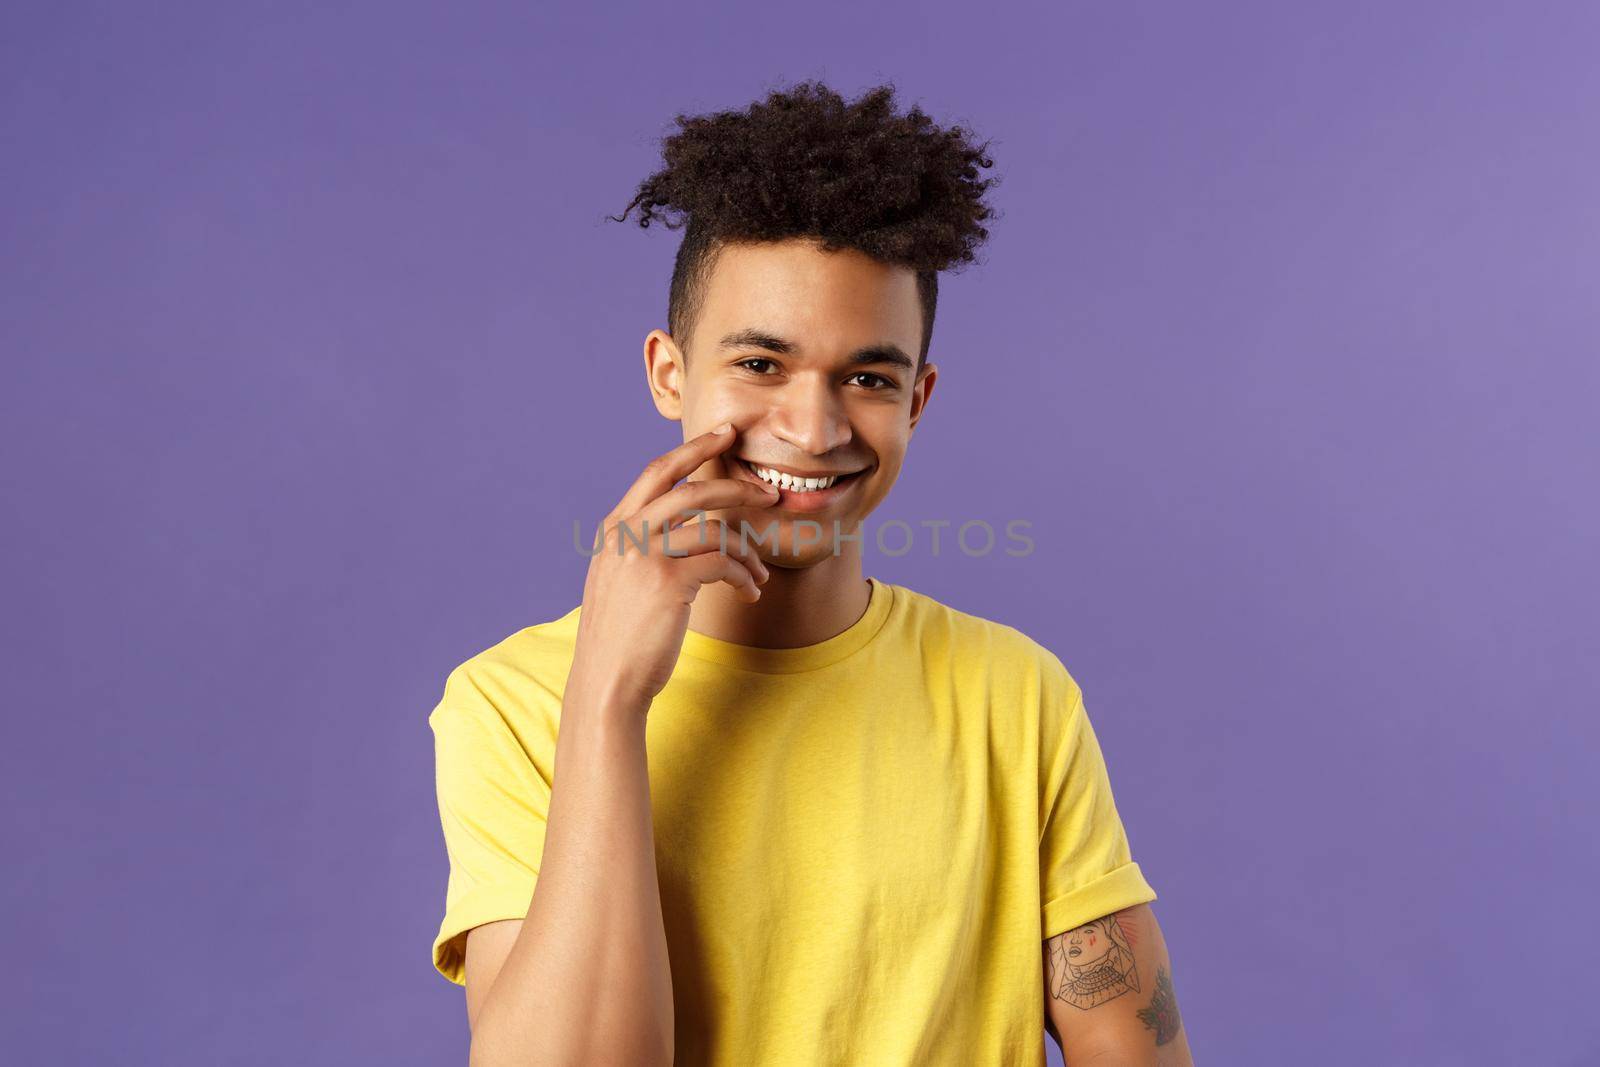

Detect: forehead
695,238,922,356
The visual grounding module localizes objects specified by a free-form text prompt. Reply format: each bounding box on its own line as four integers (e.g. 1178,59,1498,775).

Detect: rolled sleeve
1037,654,1157,939
428,680,552,985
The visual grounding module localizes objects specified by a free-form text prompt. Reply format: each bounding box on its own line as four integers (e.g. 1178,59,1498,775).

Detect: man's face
647,238,936,568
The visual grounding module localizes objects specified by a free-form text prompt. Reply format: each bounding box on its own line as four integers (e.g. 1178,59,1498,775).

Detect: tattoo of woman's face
1047,914,1140,1010
1046,911,1185,1050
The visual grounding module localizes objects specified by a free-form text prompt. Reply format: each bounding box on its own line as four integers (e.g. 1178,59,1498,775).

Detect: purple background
4,3,1596,1064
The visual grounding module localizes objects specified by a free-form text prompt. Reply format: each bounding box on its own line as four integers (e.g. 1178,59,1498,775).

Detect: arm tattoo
1046,914,1140,1009
1046,911,1187,1052
1136,966,1183,1045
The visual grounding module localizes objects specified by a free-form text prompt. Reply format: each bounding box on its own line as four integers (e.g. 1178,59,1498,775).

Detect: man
429,80,1193,1065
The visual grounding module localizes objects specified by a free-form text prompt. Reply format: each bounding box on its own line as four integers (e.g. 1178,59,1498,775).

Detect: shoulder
884,582,1082,699
429,603,584,733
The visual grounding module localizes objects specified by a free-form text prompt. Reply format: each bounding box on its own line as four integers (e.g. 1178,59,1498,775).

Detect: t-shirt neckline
677,576,893,675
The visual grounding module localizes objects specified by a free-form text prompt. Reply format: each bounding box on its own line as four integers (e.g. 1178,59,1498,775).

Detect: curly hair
607,79,1001,370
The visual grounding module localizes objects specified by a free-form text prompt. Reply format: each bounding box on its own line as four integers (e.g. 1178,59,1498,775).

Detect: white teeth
751,464,838,492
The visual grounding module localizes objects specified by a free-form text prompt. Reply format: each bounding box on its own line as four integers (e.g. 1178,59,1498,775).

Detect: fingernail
713,422,733,434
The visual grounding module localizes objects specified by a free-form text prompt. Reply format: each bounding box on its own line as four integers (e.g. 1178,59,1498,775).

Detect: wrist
565,658,654,720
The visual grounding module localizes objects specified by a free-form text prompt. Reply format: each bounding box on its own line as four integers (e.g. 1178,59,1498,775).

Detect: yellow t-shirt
429,576,1156,1065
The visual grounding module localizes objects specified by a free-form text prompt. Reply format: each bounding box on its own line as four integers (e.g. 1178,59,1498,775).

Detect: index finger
609,421,741,521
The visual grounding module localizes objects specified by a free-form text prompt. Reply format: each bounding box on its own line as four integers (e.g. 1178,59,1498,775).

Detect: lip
728,457,870,514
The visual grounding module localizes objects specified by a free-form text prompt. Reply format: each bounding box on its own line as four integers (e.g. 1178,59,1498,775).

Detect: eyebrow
717,328,916,372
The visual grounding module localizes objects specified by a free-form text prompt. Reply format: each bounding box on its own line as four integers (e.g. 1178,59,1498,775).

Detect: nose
766,375,853,456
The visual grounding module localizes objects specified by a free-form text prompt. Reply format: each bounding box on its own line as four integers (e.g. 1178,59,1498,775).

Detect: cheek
680,382,749,425
689,405,745,435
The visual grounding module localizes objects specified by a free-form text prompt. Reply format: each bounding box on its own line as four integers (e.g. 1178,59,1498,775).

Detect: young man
429,80,1192,1065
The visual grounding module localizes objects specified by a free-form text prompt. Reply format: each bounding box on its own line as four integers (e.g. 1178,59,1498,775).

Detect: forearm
470,667,674,1067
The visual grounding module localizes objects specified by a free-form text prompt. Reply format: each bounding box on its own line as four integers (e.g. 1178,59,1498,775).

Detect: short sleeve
1037,654,1156,939
429,674,553,986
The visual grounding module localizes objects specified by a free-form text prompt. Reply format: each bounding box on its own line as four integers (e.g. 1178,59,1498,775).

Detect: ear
644,329,685,421
907,361,938,437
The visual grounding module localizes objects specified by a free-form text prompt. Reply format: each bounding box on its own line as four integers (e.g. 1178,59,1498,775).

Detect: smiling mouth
734,457,868,494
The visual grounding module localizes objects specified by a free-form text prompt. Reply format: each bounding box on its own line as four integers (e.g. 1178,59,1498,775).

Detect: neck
685,540,870,649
